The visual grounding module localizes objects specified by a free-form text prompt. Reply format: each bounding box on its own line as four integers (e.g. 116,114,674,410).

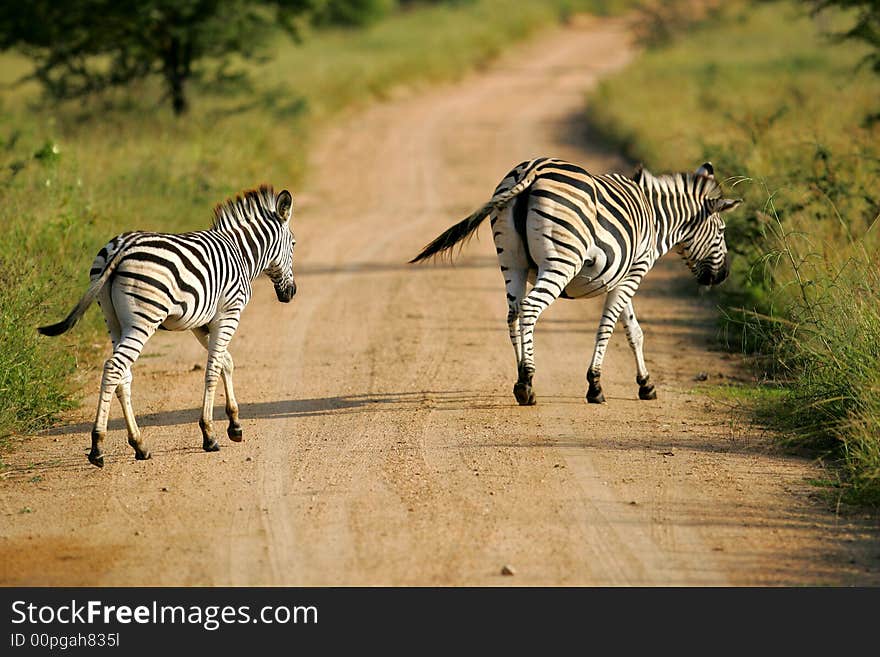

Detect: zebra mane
211,185,278,230
641,170,722,201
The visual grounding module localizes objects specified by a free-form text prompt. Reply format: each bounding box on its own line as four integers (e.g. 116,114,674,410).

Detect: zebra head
638,162,742,287
682,163,741,286
265,189,297,302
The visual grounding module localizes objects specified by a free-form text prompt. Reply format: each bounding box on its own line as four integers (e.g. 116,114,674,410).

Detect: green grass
585,0,880,506
0,0,626,440
701,381,787,407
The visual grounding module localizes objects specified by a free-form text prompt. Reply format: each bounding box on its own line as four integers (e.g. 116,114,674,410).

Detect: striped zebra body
410,157,741,405
38,185,297,467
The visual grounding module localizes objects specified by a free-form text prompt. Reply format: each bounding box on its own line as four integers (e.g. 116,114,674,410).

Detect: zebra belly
160,298,224,331
527,265,607,299
562,273,607,299
160,314,207,331
561,252,612,299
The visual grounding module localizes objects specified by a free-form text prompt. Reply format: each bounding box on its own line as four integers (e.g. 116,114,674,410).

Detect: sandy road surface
2,16,879,586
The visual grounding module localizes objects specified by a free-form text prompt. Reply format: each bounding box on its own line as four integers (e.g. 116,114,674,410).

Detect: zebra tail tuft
37,244,128,337
37,313,80,336
408,202,494,264
409,162,542,264
37,278,106,337
409,165,539,264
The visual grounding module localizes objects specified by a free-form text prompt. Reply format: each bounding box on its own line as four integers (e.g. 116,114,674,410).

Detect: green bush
311,0,397,27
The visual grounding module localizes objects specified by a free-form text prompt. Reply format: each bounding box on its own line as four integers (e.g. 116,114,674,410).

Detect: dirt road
2,15,878,586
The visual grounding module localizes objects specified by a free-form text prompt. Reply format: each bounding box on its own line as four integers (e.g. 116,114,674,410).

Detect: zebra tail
408,202,495,264
409,164,541,264
37,247,127,337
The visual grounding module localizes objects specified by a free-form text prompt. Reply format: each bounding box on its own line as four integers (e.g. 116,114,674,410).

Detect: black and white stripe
410,157,741,405
38,185,297,467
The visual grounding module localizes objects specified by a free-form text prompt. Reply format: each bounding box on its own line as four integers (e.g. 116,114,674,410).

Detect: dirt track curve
2,15,879,586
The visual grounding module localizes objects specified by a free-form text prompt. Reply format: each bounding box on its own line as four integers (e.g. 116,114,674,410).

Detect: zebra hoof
88,451,105,468
513,382,536,406
135,450,152,461
203,438,220,453
586,389,605,404
639,385,657,400
227,424,243,442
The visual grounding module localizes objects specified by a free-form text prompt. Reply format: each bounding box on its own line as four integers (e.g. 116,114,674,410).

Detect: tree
809,0,880,74
310,0,396,27
0,0,312,115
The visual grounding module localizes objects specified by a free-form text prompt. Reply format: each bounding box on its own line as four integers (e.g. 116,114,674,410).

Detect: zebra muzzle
697,255,730,286
275,281,297,302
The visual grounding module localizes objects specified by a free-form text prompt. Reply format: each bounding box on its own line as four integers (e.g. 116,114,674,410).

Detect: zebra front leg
587,281,641,404
621,301,656,400
192,327,242,442
199,356,223,452
199,316,239,452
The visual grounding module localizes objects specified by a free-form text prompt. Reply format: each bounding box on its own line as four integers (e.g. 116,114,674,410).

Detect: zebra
410,157,742,406
38,185,297,467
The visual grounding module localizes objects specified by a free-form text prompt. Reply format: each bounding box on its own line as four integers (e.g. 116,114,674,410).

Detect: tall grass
584,0,880,504
759,192,880,504
0,0,624,440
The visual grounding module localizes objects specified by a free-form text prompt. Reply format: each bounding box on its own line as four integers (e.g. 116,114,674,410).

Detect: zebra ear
276,190,293,222
632,163,645,183
695,162,714,178
712,197,743,214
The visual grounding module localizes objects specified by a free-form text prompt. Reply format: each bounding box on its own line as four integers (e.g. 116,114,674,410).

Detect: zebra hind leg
513,368,536,406
222,351,242,443
516,267,569,405
505,269,534,406
90,294,154,466
90,332,155,467
116,372,151,460
492,201,536,406
221,352,242,441
586,368,605,404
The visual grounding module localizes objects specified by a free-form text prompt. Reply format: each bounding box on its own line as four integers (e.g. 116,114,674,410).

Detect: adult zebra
38,185,297,467
410,157,741,406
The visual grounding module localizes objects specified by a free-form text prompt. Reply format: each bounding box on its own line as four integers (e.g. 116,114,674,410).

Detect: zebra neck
215,223,273,281
645,185,699,257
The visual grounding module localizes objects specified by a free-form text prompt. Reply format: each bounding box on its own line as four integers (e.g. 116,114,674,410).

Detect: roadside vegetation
0,0,629,442
587,0,880,505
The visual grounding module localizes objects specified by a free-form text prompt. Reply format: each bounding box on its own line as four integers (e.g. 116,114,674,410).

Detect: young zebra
38,185,297,467
410,157,742,406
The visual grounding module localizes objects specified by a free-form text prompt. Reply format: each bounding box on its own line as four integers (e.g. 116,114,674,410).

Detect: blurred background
1,0,877,504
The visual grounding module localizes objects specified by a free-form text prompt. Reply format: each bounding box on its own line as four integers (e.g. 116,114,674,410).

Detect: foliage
632,0,724,47
0,0,312,115
808,0,880,73
311,0,397,26
0,256,78,439
809,0,880,122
